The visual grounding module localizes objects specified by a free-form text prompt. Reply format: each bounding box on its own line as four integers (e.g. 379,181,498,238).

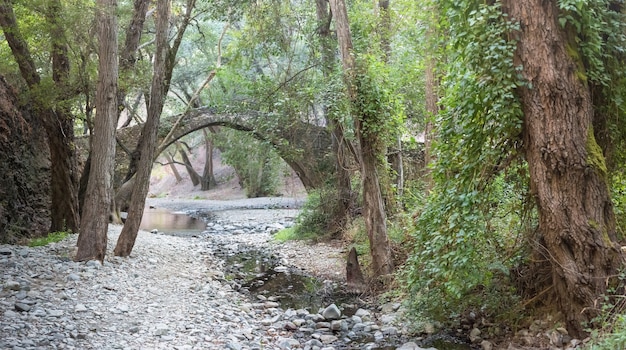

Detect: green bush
291,185,343,240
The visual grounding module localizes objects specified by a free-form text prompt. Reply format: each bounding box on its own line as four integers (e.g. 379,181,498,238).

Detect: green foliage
586,314,626,350
404,1,527,321
291,185,342,239
28,231,69,247
611,174,626,241
213,129,282,198
585,272,626,349
354,56,406,146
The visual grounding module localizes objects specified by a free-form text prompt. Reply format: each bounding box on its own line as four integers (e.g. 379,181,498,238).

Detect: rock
481,340,493,350
469,327,482,342
4,280,21,291
277,337,300,349
14,302,31,312
396,342,437,350
46,309,64,317
319,334,338,344
423,322,436,334
322,303,341,320
0,247,11,255
354,308,370,318
331,320,343,331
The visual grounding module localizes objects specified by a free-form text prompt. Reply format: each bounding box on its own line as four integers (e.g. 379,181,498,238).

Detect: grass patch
28,231,69,247
274,226,317,242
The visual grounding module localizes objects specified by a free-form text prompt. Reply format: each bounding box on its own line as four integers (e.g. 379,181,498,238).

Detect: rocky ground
0,198,434,350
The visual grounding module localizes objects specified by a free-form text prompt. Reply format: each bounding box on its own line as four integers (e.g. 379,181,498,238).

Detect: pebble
0,208,425,350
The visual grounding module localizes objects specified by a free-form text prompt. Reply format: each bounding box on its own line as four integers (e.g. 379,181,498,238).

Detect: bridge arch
115,107,333,192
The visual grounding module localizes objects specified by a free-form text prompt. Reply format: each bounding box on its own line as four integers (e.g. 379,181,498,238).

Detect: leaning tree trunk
114,0,170,257
75,0,118,262
177,142,201,186
504,0,624,337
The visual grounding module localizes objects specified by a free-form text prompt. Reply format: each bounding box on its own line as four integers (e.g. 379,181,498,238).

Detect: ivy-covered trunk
504,0,623,337
329,0,394,278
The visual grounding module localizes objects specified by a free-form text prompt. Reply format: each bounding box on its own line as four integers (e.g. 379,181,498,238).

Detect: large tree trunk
45,0,80,233
114,0,171,257
0,0,80,233
79,0,150,218
315,0,354,233
504,0,624,337
75,0,119,262
329,0,394,277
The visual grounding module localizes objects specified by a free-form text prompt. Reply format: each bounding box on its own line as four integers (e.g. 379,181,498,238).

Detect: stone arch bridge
113,107,333,191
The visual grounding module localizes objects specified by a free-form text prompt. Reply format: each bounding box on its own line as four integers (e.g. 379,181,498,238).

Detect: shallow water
138,207,207,234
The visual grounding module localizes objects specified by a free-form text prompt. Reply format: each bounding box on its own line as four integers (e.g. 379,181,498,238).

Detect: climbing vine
405,0,526,318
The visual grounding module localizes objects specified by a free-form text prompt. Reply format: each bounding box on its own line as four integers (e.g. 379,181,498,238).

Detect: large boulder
0,76,50,243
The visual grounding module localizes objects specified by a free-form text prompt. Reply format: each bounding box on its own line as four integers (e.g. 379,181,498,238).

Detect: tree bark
201,128,217,190
504,0,624,337
423,23,438,190
0,0,80,233
114,0,171,257
121,0,195,190
177,142,201,187
315,0,354,233
165,152,183,183
76,0,119,262
329,0,394,277
79,0,150,218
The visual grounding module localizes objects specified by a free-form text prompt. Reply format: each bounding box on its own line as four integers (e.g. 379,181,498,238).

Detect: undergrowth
28,231,69,247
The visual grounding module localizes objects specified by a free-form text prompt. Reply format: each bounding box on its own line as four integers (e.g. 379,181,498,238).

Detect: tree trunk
423,25,438,190
79,0,150,221
315,0,354,233
504,0,624,337
76,0,118,262
177,142,201,186
329,0,394,277
122,0,196,184
377,0,404,205
201,128,217,190
165,152,183,183
114,0,170,257
0,0,80,233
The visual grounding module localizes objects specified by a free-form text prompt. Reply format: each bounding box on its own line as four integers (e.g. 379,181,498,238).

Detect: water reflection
137,207,207,234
